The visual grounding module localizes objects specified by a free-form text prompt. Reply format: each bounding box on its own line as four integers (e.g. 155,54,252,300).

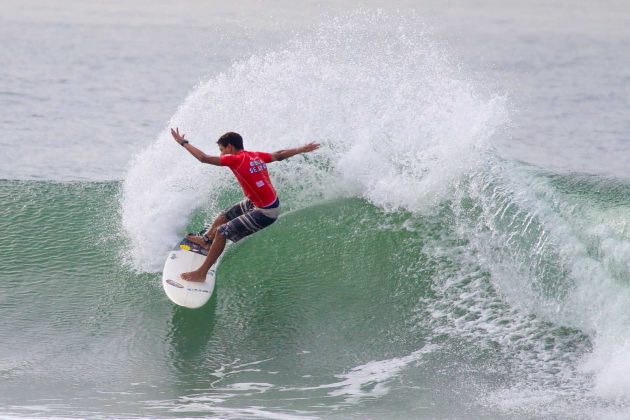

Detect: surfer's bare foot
181,270,206,282
186,234,211,250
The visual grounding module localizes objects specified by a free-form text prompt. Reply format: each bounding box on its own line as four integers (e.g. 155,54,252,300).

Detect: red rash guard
220,150,278,208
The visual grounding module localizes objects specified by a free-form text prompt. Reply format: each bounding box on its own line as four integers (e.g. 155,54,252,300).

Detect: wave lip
454,166,630,411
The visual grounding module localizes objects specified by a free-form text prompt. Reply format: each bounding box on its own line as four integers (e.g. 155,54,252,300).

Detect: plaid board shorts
217,198,280,243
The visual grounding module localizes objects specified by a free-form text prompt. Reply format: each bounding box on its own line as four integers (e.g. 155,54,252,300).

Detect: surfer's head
217,132,244,155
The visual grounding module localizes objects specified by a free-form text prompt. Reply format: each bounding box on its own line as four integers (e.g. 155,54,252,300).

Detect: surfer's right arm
170,127,221,166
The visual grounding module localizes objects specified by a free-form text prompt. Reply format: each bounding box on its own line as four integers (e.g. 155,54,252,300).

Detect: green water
0,181,439,417
1,177,626,418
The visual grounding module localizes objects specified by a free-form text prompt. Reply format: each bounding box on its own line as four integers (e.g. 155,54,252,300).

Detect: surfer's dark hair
217,132,244,150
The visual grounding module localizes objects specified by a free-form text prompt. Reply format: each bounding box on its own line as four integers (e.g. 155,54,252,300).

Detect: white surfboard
162,238,216,309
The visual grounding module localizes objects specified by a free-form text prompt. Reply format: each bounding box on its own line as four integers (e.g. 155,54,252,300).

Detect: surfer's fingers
171,127,185,140
305,142,320,151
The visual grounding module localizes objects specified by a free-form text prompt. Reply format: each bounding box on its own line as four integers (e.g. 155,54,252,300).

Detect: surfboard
162,237,216,309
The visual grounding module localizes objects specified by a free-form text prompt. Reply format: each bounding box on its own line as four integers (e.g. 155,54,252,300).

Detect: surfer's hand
300,142,320,153
170,127,187,143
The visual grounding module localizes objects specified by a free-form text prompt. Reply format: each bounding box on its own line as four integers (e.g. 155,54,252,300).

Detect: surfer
170,127,320,281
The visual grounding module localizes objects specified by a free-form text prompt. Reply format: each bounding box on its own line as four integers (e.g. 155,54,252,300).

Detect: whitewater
2,3,630,419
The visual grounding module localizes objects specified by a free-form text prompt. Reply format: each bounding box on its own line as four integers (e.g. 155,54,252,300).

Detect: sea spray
452,163,630,408
121,11,506,271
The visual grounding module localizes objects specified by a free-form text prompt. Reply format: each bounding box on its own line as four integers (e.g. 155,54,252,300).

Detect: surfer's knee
216,224,231,239
216,213,229,225
207,214,228,235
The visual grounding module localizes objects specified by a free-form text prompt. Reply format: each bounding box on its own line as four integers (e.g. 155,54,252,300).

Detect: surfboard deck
162,237,216,309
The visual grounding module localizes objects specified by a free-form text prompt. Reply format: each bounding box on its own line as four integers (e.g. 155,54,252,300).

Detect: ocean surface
2,1,630,418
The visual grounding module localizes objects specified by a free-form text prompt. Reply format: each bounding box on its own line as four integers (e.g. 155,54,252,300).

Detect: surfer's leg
181,233,227,282
205,213,229,239
187,200,251,249
186,213,228,249
181,200,277,281
214,206,279,243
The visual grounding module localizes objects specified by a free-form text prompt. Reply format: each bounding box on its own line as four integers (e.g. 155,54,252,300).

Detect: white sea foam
144,347,436,419
450,163,630,412
121,11,506,271
277,343,437,405
319,344,437,404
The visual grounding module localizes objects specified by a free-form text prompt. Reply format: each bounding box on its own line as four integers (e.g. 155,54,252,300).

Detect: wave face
4,11,630,420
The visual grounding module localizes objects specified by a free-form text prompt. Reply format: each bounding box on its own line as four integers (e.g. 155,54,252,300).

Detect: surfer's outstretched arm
271,142,320,161
170,127,221,166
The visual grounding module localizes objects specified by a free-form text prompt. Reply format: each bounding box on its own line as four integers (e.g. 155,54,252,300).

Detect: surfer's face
219,144,236,155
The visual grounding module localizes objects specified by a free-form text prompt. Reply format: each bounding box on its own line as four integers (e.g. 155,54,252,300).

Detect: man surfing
170,127,320,281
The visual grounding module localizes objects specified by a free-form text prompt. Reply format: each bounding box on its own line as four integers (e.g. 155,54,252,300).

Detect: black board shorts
217,198,280,243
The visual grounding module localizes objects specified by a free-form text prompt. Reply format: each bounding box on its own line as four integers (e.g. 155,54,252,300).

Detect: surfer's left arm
170,127,221,166
271,142,320,161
